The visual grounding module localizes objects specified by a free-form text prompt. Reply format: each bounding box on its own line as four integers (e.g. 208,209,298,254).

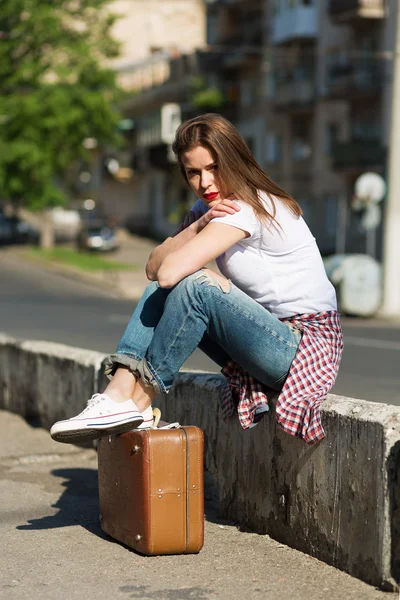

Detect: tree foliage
188,76,224,111
0,0,122,210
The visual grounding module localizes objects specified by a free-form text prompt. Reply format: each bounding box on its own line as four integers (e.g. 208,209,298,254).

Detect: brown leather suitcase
97,426,204,555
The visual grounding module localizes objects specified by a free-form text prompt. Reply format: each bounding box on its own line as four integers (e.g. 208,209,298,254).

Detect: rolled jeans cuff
104,353,167,395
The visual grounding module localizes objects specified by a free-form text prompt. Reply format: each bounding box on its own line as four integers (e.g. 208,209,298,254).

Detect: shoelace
79,393,107,416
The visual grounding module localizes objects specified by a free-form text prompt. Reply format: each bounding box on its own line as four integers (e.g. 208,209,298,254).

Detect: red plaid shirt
221,311,343,445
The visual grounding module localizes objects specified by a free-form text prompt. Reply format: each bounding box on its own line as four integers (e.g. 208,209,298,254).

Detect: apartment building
96,0,395,254
96,0,207,236
110,0,206,69
97,0,268,238
205,0,266,162
265,0,392,258
318,0,392,258
264,1,319,219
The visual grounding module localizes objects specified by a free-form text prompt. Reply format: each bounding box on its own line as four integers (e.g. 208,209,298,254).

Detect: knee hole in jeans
194,268,231,294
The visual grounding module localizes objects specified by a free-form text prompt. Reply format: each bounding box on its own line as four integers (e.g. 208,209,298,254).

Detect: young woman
50,113,343,446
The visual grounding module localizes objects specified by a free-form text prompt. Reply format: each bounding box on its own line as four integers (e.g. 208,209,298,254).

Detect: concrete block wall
0,334,105,427
0,333,399,591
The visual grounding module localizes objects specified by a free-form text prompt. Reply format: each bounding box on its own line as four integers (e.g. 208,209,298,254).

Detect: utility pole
381,0,400,316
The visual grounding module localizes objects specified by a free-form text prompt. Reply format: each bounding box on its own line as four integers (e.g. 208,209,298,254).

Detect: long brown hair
172,113,301,226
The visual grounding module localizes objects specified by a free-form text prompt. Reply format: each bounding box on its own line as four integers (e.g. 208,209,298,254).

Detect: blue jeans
105,270,302,394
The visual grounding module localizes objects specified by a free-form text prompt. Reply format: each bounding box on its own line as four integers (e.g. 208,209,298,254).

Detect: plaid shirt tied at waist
221,310,343,445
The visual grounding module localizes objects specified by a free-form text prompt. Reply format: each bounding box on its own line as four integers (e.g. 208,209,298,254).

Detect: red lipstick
203,192,219,200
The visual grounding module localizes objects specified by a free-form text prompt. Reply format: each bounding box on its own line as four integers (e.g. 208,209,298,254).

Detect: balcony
116,53,171,94
271,59,316,109
329,0,386,21
274,78,316,110
325,55,385,99
223,46,261,69
117,53,198,112
270,4,318,45
331,139,386,169
220,9,263,68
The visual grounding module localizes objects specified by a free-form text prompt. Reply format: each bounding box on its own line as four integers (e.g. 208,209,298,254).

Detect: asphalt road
1,254,399,406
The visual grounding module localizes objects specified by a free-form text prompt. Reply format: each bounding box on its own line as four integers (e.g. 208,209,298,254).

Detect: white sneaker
50,393,144,444
136,405,155,430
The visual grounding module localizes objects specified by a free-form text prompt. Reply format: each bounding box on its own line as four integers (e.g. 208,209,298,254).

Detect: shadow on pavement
15,467,235,536
16,467,105,537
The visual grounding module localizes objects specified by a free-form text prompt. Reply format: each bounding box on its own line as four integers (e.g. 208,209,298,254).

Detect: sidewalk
0,410,394,600
1,229,221,303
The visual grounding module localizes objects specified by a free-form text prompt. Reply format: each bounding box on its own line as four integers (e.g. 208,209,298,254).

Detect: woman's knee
173,269,230,296
200,268,230,292
170,270,202,295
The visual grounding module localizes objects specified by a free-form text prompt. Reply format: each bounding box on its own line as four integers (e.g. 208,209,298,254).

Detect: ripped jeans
105,270,302,394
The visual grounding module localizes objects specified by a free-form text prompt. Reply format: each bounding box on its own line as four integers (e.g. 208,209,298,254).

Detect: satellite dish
361,203,381,231
354,172,386,204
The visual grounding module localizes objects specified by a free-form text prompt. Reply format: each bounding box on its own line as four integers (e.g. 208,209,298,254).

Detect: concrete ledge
0,333,399,591
0,334,105,427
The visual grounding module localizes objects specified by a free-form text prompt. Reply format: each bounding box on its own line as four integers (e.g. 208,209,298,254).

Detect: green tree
0,0,122,217
188,76,224,111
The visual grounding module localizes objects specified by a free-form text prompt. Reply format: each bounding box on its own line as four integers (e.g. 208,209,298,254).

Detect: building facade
96,0,207,237
265,0,391,258
96,0,395,255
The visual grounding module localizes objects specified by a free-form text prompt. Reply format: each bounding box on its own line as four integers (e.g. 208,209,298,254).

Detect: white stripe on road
344,336,400,351
106,318,400,352
108,314,132,324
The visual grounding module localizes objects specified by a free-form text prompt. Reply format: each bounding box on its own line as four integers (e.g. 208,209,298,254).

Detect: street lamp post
381,2,400,316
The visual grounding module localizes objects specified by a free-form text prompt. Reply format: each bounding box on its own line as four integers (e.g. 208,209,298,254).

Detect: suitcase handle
152,408,180,429
152,408,162,428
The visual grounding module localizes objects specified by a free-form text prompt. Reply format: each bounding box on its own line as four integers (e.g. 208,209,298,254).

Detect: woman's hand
196,197,240,232
147,199,238,280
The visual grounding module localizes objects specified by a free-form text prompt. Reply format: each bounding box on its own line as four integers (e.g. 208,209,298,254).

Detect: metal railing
329,0,385,19
331,139,386,168
325,55,386,96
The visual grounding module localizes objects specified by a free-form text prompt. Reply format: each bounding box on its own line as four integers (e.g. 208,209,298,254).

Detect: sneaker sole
51,418,143,444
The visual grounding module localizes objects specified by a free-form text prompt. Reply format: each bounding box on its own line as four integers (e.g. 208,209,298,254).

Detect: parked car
77,224,119,252
0,214,39,245
0,215,13,245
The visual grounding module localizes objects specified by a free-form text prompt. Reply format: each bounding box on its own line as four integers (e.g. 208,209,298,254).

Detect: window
298,198,311,225
324,123,339,155
324,196,338,239
207,14,218,46
245,138,254,155
240,79,258,107
292,138,311,160
291,120,312,161
265,135,282,163
272,0,282,16
352,117,380,141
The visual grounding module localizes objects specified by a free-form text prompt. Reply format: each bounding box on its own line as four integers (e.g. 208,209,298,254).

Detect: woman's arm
157,221,248,288
145,199,240,281
145,222,199,281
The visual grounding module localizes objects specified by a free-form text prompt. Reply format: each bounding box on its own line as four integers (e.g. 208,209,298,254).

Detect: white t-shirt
191,192,337,319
